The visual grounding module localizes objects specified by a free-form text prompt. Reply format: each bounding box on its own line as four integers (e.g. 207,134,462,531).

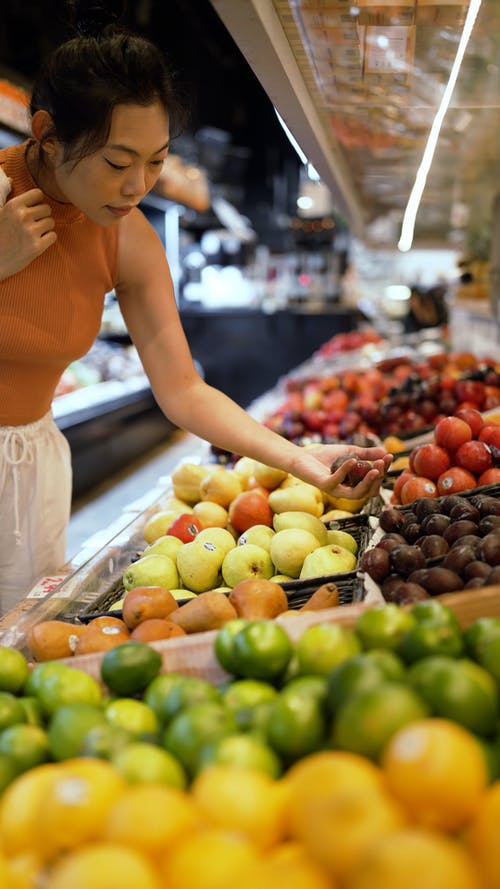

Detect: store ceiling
211,0,500,253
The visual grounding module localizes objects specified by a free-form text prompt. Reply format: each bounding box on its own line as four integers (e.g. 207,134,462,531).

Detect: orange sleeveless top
0,141,119,425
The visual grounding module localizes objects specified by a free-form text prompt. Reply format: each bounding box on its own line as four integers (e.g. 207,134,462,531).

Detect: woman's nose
122,168,146,197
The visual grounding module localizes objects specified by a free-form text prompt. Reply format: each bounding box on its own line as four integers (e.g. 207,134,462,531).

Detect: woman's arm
115,210,390,498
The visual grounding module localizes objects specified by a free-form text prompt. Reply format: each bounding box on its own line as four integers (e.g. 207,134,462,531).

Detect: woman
0,2,390,612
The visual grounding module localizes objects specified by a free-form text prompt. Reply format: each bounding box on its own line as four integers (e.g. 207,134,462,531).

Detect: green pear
270,528,321,579
272,511,328,546
221,544,274,588
326,529,358,555
109,597,125,612
176,539,226,593
270,574,294,583
195,527,236,556
122,553,179,591
238,524,275,552
299,544,357,580
142,534,184,560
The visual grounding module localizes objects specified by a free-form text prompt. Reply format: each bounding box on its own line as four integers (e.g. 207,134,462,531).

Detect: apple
221,544,274,587
228,490,274,533
270,528,321,579
167,513,203,543
299,544,357,580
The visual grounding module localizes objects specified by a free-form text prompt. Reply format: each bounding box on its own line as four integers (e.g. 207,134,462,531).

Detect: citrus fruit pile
2,600,500,885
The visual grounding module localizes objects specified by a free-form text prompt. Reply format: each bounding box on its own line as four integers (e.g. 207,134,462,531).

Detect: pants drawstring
2,430,34,545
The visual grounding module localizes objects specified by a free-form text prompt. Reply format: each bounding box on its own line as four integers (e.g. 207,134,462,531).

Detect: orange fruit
347,828,480,889
159,826,259,889
466,781,500,887
382,718,488,832
103,783,199,857
73,617,130,656
27,620,84,661
130,618,186,642
44,842,162,889
122,586,179,630
236,843,334,889
190,764,288,850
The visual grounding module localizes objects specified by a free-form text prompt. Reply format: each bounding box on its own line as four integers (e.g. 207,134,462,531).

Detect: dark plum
388,582,430,605
376,533,407,554
413,498,443,522
443,520,480,547
478,515,500,536
486,566,500,584
424,566,464,595
440,495,469,516
419,535,449,559
464,561,491,581
379,508,406,534
464,577,486,589
420,513,451,536
404,522,422,545
361,548,391,582
407,568,431,587
443,544,477,575
390,545,426,578
451,534,481,554
479,532,500,566
449,502,480,524
381,575,407,599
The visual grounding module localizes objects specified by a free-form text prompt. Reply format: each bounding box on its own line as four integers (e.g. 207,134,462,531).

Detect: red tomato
455,440,492,476
412,444,451,481
479,425,500,449
454,407,484,439
400,476,438,505
434,416,472,452
166,513,203,542
437,467,477,496
477,468,500,486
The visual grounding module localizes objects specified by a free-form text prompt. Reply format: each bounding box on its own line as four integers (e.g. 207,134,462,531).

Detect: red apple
228,490,274,533
167,513,203,543
479,425,500,449
434,416,472,452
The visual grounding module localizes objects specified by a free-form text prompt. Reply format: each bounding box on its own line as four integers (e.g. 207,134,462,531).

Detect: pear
123,553,179,591
142,534,184,561
199,468,243,508
142,510,178,545
270,528,321,579
322,508,354,521
326,529,358,555
176,539,226,593
273,510,328,545
192,501,229,529
238,524,275,552
251,461,289,489
171,462,214,504
163,496,193,515
195,527,236,556
299,544,357,580
270,574,294,583
232,456,256,484
221,543,274,588
169,589,198,601
268,483,324,518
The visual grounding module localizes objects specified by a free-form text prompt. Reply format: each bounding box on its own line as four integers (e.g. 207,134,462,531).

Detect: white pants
0,412,72,616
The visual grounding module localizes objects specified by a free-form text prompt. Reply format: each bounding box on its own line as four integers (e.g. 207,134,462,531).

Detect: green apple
195,527,236,556
299,544,356,580
270,528,320,579
273,511,328,546
176,539,225,593
122,553,179,591
142,534,184,561
326,529,358,555
238,524,275,552
221,544,274,588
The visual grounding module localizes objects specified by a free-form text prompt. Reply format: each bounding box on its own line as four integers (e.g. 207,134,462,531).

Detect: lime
143,673,189,725
0,691,27,731
463,617,500,661
101,641,162,696
105,698,159,739
266,690,326,761
23,661,70,697
362,648,406,681
0,752,18,792
18,696,44,726
281,674,329,706
0,646,30,694
36,665,102,717
294,623,361,676
331,682,429,761
477,737,500,783
162,702,237,777
222,679,278,730
198,732,282,778
112,740,187,789
409,600,461,630
214,618,249,674
232,621,294,682
0,723,49,772
157,676,222,725
47,703,107,761
398,621,464,664
477,637,500,684
355,603,416,651
326,653,399,717
80,723,133,760
407,656,499,737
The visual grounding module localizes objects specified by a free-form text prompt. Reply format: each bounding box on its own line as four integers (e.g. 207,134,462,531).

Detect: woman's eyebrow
107,141,170,156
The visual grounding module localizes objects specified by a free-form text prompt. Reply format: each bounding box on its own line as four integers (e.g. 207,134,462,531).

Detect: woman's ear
31,110,59,158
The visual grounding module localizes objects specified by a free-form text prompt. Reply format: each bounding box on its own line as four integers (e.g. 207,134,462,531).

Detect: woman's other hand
290,444,393,500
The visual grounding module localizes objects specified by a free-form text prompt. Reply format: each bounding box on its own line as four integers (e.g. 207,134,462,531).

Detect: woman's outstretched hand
289,444,393,500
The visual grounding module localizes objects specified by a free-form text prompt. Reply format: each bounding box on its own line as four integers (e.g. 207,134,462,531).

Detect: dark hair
30,0,187,162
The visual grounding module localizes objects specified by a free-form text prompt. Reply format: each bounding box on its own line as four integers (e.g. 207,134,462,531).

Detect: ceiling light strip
398,0,483,252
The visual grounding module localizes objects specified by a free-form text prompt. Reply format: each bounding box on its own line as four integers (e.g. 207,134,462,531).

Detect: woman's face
50,102,170,224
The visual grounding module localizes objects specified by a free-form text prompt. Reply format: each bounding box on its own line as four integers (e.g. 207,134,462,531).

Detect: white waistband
0,410,54,544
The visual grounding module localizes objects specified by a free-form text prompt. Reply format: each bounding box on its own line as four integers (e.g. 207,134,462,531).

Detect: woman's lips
106,205,133,217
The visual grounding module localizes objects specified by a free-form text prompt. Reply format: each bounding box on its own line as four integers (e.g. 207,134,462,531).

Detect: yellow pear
195,527,236,556
237,524,275,552
272,510,328,545
192,500,228,528
123,553,179,591
142,534,184,561
199,468,243,507
233,456,256,484
268,484,324,518
176,539,226,593
163,496,193,515
299,544,357,579
270,528,321,578
142,510,178,544
326,529,358,555
171,462,213,503
251,461,289,490
221,543,274,587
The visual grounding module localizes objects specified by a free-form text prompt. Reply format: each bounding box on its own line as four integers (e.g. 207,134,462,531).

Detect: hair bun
70,0,125,37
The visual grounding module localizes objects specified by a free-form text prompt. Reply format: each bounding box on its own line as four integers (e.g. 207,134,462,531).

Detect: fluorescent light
398,0,482,252
275,108,308,165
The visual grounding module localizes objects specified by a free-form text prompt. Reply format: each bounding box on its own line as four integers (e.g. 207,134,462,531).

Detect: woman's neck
25,141,70,204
